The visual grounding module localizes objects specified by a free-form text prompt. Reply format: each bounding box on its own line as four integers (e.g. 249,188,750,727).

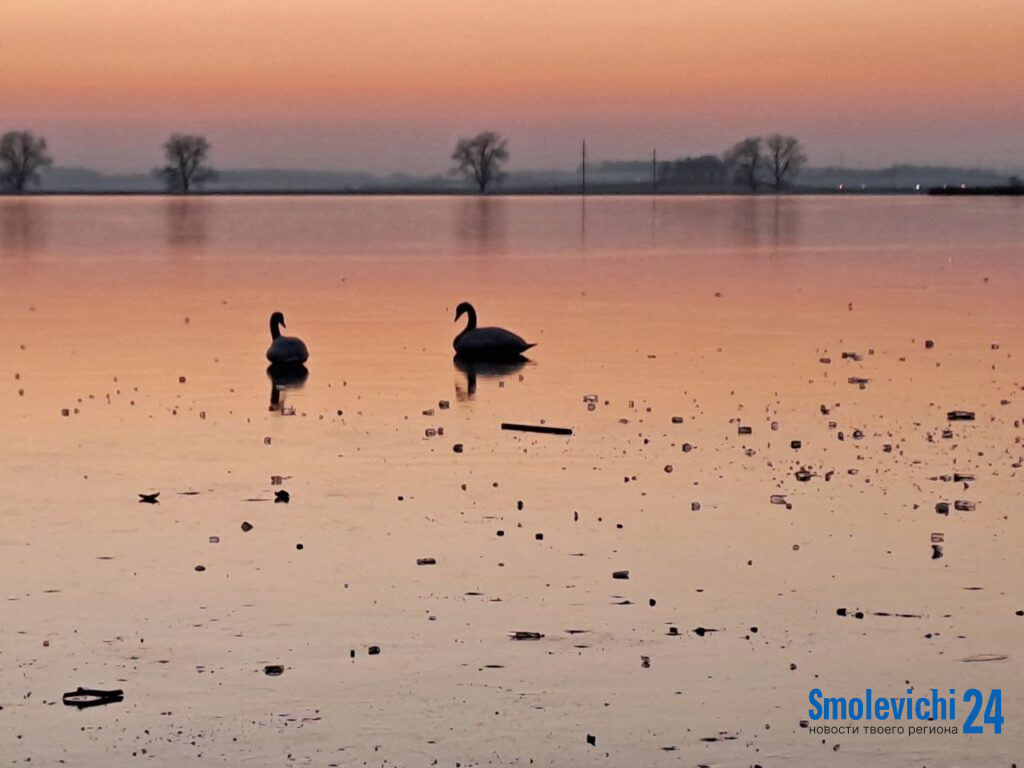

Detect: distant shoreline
1,187,932,197
5,183,1022,198
927,185,1024,197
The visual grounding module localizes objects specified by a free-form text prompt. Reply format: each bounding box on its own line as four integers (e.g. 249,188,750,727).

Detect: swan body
453,302,535,362
266,312,309,365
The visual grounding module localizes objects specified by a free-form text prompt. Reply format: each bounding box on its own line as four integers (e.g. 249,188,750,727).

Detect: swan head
270,311,286,328
454,302,474,322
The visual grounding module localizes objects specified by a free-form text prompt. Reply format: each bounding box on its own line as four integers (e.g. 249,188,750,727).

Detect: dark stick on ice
501,423,573,435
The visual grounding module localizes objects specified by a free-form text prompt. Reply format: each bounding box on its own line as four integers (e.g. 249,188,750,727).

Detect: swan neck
270,316,282,340
464,306,477,331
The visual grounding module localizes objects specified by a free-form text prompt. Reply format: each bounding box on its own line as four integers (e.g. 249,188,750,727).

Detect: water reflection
650,196,658,247
267,364,309,412
165,198,208,253
0,199,46,256
579,196,587,251
454,357,528,400
769,196,800,251
729,196,801,252
455,197,507,253
732,196,761,249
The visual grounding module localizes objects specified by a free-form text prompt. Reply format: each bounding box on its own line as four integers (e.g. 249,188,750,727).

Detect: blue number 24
964,689,1003,734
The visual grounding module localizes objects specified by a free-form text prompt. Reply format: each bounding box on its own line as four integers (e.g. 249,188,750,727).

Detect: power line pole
582,139,587,196
652,149,657,194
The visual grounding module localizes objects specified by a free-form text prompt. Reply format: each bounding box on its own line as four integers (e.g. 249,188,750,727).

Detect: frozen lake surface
1,194,1022,765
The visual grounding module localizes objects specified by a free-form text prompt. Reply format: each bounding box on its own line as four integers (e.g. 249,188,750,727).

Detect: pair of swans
266,302,535,366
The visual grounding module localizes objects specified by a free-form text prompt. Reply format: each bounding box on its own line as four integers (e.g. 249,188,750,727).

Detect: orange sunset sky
4,0,1023,174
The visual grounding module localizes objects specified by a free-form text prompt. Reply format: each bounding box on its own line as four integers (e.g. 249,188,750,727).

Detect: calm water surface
1,196,1022,765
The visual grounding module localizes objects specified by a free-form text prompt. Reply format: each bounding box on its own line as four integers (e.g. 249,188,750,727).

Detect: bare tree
764,134,806,191
159,134,216,193
451,132,508,193
0,131,53,193
723,137,763,192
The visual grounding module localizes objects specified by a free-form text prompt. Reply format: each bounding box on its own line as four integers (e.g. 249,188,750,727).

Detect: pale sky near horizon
4,0,1023,174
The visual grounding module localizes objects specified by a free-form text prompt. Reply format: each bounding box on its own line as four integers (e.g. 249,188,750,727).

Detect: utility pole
582,139,587,196
652,149,657,194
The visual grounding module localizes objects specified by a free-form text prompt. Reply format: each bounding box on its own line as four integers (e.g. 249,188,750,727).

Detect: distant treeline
2,127,1021,195
23,163,1023,195
583,159,1021,193
588,155,728,190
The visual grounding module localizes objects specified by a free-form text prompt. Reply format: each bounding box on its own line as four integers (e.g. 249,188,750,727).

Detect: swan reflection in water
267,364,309,412
454,357,530,400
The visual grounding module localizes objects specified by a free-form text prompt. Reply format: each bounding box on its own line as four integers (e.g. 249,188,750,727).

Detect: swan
266,312,309,366
453,302,535,362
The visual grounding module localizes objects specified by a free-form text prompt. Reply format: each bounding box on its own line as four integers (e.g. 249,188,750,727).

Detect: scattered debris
947,411,975,421
62,687,124,709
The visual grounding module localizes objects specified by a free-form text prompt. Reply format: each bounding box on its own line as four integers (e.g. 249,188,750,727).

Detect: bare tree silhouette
451,132,508,193
723,137,763,192
159,134,216,193
764,134,806,191
0,131,53,193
